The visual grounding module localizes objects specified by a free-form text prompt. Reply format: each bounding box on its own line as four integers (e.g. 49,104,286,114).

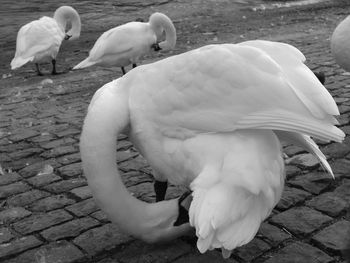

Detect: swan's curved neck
53,6,81,40
149,13,176,51
80,80,190,242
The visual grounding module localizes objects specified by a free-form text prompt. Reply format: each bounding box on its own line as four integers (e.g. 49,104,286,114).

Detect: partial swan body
331,14,350,72
73,12,176,74
80,40,344,257
11,6,81,75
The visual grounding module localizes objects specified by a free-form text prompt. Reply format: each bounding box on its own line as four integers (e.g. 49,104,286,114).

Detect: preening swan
331,14,350,72
11,6,81,75
73,12,176,75
80,40,344,257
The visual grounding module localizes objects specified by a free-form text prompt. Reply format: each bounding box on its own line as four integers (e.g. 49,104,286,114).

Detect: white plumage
11,6,81,75
331,14,350,72
80,40,344,258
73,12,176,74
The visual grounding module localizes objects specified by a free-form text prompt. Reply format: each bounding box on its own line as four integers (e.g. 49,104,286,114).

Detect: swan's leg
132,63,137,68
121,67,126,75
35,63,43,76
154,180,168,202
51,59,57,75
174,191,192,226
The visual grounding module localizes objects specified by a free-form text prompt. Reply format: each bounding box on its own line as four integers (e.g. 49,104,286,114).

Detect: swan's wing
238,40,339,118
125,43,344,142
13,17,64,60
88,22,155,61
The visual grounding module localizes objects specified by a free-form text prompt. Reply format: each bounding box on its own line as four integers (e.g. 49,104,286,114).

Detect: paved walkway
0,1,350,263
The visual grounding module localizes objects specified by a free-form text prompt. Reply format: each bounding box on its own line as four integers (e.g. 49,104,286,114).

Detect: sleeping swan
80,40,344,258
11,6,81,76
73,12,176,75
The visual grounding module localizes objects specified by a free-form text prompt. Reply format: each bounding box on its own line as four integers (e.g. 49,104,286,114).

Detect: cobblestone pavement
1,1,350,262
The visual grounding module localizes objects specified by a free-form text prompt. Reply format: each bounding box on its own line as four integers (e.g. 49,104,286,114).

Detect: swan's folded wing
88,23,155,61
125,43,344,142
14,17,63,59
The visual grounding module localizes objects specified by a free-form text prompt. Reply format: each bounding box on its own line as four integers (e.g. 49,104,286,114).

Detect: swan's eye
64,34,72,40
151,43,161,51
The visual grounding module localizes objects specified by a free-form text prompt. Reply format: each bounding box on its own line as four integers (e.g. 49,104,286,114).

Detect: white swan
331,14,350,71
80,40,344,257
73,12,176,74
11,6,81,75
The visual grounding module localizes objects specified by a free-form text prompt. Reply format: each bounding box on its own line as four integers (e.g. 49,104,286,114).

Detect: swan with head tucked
331,14,350,72
80,40,344,258
11,6,81,75
73,12,176,75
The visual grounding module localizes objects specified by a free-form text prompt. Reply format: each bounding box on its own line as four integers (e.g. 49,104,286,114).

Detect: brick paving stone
333,179,350,202
235,238,271,262
65,198,99,217
0,228,14,244
19,159,60,178
306,192,348,217
117,140,133,151
276,186,311,210
8,129,39,142
0,172,21,186
127,182,155,202
173,250,239,263
9,156,45,171
288,172,334,194
70,185,92,199
285,165,302,178
55,127,81,137
0,182,31,198
7,190,50,207
13,209,73,235
117,151,139,163
322,140,350,159
40,137,76,149
57,152,81,165
264,242,333,263
329,159,350,178
3,240,85,263
58,162,82,177
283,145,305,156
0,207,31,224
115,240,193,263
258,223,291,247
312,220,350,253
90,210,110,223
44,178,87,193
121,171,153,188
29,194,75,212
8,148,43,160
286,153,320,170
0,235,42,259
119,155,149,172
270,207,332,236
40,217,100,241
27,173,61,187
29,133,57,143
41,145,78,159
73,223,133,257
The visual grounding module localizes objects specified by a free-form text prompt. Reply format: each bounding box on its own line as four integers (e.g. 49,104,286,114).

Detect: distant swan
73,12,176,75
80,40,344,258
11,6,81,75
331,14,350,71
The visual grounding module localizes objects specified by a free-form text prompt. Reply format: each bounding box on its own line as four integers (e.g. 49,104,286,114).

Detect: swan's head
54,6,81,41
149,12,176,51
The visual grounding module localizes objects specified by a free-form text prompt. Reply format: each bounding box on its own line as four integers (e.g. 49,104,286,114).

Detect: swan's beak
64,34,72,40
151,43,162,51
174,191,192,226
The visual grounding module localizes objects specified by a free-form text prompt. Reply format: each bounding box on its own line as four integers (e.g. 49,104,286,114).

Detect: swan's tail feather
11,56,33,69
73,57,95,70
274,130,334,177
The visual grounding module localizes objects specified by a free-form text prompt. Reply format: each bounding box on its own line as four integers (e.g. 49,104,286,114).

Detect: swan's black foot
314,71,326,85
132,63,137,68
121,67,126,75
35,63,43,76
174,191,192,226
154,180,168,202
151,43,161,51
51,59,58,75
